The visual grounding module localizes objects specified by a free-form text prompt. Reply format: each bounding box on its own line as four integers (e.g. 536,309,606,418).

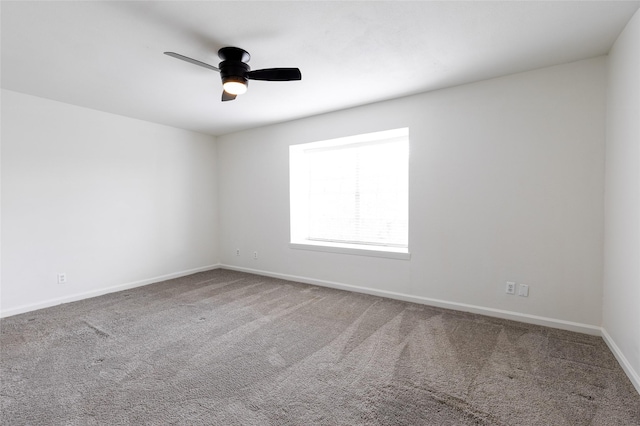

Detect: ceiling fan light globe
223,81,247,95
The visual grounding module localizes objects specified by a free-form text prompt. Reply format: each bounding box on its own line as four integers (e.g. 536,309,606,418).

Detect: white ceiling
2,1,639,136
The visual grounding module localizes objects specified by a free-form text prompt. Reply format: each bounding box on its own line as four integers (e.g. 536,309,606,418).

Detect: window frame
289,128,410,260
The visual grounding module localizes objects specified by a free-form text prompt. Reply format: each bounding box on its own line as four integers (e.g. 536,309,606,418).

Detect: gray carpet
1,269,639,425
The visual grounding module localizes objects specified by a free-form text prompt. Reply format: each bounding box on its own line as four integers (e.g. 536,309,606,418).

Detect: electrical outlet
505,281,515,294
518,284,529,297
253,251,258,260
236,249,240,256
57,273,67,284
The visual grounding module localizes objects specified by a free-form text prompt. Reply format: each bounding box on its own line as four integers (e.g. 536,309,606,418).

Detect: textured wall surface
218,58,606,329
1,89,219,315
603,8,640,392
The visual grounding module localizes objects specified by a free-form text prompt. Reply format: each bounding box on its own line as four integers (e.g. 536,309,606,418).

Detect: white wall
217,57,606,333
1,89,219,316
603,9,640,392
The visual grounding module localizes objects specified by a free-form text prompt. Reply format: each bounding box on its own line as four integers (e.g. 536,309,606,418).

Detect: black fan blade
247,68,302,81
164,52,220,72
222,91,236,102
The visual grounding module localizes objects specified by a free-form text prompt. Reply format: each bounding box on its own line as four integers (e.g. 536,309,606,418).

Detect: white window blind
290,128,409,254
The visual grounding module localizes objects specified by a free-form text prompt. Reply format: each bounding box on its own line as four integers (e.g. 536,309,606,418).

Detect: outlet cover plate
506,281,515,294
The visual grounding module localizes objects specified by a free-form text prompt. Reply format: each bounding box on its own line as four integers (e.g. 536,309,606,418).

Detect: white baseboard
602,328,640,395
0,264,221,318
220,264,602,336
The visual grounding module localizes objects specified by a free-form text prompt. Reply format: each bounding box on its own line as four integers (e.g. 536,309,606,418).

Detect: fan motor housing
218,47,251,87
219,61,250,87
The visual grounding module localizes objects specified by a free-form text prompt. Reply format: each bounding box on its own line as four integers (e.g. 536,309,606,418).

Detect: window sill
289,241,410,260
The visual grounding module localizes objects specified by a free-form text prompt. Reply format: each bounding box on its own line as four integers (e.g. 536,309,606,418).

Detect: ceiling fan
164,47,302,102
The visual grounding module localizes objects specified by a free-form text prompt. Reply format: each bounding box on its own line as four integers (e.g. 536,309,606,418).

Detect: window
290,128,409,259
